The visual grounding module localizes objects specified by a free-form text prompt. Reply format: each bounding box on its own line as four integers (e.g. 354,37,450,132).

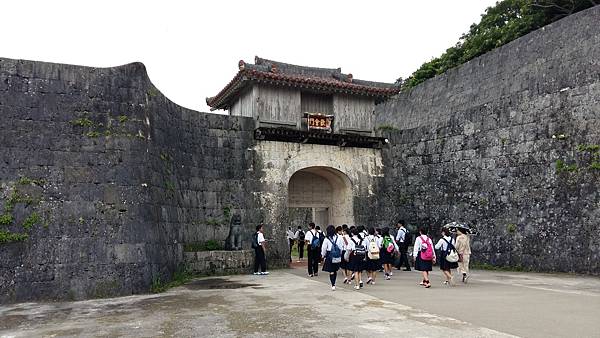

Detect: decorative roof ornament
206,57,400,111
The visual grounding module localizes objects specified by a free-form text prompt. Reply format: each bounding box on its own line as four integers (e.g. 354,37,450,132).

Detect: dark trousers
298,242,305,259
307,248,319,275
254,246,267,273
398,248,411,270
289,239,294,261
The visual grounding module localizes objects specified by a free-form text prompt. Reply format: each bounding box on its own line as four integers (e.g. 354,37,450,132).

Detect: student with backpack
305,222,321,277
380,227,399,280
435,227,459,285
412,227,436,288
316,225,325,262
321,225,345,291
340,225,353,284
349,227,366,290
252,224,269,275
363,227,382,285
395,220,411,271
295,226,305,262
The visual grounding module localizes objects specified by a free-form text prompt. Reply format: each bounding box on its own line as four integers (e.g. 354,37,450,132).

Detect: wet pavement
1,267,599,337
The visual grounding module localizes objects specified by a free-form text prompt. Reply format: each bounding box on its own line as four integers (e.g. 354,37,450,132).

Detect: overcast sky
2,1,497,112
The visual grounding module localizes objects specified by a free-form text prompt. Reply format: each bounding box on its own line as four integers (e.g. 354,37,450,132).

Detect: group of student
291,220,472,291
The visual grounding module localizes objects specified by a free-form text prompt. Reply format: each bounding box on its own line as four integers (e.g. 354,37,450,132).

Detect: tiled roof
206,57,400,110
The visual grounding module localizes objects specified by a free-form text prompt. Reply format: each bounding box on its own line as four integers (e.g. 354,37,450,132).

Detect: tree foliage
400,0,599,90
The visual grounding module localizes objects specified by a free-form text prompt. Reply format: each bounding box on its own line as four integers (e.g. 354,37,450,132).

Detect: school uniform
305,229,321,276
321,235,345,273
339,234,352,270
254,232,267,273
412,235,435,272
395,226,411,270
294,230,305,260
363,234,382,272
435,235,459,271
380,235,398,265
348,235,365,272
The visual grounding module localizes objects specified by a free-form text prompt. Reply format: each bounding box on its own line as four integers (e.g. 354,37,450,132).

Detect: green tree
401,0,598,90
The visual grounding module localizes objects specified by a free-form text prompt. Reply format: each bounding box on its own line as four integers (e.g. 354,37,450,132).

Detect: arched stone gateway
288,166,354,227
253,141,384,267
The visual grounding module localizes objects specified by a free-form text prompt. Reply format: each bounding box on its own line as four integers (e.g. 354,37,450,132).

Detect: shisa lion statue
225,213,243,250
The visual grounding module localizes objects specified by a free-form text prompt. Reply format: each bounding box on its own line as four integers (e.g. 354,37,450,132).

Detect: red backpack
420,236,434,261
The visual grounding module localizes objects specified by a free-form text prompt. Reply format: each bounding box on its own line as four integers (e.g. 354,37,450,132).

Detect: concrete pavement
0,267,598,337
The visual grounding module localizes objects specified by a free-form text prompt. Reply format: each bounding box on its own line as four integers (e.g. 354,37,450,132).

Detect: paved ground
1,266,599,338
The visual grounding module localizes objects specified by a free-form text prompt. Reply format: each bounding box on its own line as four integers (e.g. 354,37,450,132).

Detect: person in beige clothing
455,227,471,283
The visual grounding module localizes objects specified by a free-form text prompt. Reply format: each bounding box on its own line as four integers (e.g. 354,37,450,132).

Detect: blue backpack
310,231,320,249
329,236,341,263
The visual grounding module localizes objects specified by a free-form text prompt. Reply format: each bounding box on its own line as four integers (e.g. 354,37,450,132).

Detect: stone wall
184,250,254,276
374,6,600,274
0,58,262,303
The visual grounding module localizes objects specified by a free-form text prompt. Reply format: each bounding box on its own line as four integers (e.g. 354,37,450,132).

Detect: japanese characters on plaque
305,113,334,132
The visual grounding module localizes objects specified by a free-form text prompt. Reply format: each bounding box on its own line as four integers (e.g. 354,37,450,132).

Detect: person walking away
316,225,325,263
321,225,345,291
305,223,321,277
340,225,352,284
455,227,471,283
435,227,458,285
286,226,295,262
380,227,399,280
395,220,411,271
252,224,269,275
413,227,435,288
349,227,366,289
295,226,305,262
364,227,382,285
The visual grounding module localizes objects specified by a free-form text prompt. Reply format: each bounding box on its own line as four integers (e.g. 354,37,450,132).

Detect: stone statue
225,213,243,250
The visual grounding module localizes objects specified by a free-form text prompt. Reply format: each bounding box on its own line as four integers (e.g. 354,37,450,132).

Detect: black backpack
297,230,305,242
403,230,413,247
352,238,366,259
251,233,259,249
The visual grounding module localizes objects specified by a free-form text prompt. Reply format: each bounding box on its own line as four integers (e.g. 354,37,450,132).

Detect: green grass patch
70,117,94,128
21,212,40,230
0,230,28,243
0,213,13,226
377,124,399,131
118,115,128,123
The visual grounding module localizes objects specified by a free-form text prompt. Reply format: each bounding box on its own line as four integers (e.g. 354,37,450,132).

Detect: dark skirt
340,250,349,270
414,254,433,272
439,253,459,271
349,254,365,272
365,257,381,271
322,256,340,272
380,248,395,265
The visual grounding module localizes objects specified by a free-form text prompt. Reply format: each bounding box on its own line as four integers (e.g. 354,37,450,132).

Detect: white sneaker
331,286,336,291
354,285,360,290
253,272,259,275
260,271,269,275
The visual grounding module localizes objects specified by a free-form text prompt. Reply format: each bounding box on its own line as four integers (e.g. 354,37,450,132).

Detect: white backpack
367,237,380,260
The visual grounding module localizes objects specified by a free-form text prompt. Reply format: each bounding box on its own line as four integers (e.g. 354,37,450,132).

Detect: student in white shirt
253,224,269,275
321,225,345,291
395,220,411,271
349,227,365,290
435,227,459,285
286,227,295,262
380,227,399,280
363,227,382,285
412,227,436,288
294,226,305,262
340,224,353,284
304,222,320,277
